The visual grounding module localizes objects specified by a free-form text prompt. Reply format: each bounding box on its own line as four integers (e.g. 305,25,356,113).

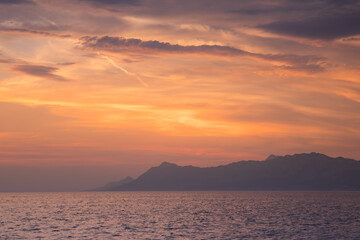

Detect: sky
0,0,360,191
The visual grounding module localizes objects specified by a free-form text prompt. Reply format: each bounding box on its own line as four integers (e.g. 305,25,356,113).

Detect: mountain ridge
94,152,360,191
92,176,134,191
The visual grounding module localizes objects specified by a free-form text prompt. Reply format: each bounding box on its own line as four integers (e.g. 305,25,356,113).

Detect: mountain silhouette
92,176,134,191
96,153,360,191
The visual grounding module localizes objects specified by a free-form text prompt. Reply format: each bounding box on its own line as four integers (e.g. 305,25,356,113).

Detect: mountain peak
159,161,178,167
292,152,329,159
265,154,279,161
310,152,326,156
123,176,134,181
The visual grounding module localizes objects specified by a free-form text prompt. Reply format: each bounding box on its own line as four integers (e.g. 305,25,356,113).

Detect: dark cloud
57,62,76,66
342,37,360,41
80,0,140,6
79,36,326,73
259,11,360,40
11,65,69,81
79,36,247,56
0,56,13,64
227,0,360,40
0,27,71,38
230,3,314,16
324,0,360,7
0,0,32,4
0,59,13,64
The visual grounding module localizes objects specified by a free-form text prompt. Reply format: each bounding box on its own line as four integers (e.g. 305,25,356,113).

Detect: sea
0,191,359,239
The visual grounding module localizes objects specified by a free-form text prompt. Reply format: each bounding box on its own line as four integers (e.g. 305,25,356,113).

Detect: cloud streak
80,0,141,6
98,52,148,87
80,36,247,56
0,27,72,38
11,65,69,81
80,36,326,73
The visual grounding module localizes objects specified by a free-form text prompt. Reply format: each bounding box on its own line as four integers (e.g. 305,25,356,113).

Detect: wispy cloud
98,52,148,87
0,27,72,38
0,52,14,64
79,0,141,6
11,65,69,81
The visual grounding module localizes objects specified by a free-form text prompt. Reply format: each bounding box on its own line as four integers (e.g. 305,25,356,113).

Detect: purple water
1,191,359,239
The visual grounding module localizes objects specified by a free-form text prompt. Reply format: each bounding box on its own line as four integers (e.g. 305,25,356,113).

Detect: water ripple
0,191,359,239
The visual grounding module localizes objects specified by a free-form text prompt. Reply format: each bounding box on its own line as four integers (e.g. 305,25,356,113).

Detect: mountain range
93,153,360,191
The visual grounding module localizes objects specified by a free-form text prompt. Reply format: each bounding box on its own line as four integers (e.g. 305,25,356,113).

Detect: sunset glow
0,0,359,190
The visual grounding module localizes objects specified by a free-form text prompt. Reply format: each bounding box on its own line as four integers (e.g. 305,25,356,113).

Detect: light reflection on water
0,191,359,239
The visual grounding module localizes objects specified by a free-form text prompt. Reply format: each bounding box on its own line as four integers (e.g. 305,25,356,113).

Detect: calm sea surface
0,191,359,239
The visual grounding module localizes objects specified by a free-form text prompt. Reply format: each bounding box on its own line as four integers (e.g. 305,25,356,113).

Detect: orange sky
0,0,360,190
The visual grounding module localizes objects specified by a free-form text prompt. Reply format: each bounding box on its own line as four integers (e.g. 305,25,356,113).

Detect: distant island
92,153,360,191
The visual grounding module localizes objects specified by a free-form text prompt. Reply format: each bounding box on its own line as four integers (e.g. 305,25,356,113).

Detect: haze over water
1,191,359,239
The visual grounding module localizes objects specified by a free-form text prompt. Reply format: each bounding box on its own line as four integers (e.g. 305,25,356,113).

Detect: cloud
0,52,72,80
230,4,312,15
79,36,248,56
260,54,326,73
259,12,360,40
0,51,18,64
98,52,148,87
324,0,360,7
11,65,69,81
0,17,66,36
57,62,76,66
0,27,71,38
231,0,359,15
80,0,140,5
0,55,13,64
79,36,326,73
0,0,32,4
0,59,12,64
0,3,129,36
